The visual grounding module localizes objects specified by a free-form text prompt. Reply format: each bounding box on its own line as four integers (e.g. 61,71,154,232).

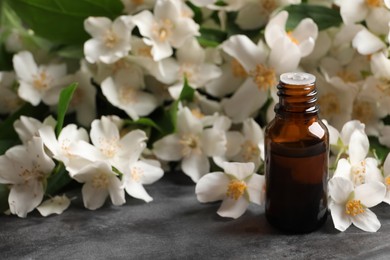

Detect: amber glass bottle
264,72,329,233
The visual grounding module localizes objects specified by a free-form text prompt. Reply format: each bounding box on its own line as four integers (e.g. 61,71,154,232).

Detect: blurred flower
0,137,55,217
196,162,265,219
338,0,390,34
12,51,67,106
13,115,56,145
84,16,134,64
328,176,385,232
0,71,24,114
236,0,300,30
352,28,386,55
121,0,156,14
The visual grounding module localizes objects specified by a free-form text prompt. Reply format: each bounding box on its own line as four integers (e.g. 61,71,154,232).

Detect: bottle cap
280,72,315,85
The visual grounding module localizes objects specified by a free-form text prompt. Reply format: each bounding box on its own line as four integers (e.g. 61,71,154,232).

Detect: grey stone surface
1,175,390,260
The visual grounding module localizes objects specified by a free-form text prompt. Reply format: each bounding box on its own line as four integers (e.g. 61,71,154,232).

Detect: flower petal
177,107,203,134
135,160,164,185
222,34,265,72
195,172,229,203
9,181,44,218
36,195,71,217
181,152,209,183
12,51,38,81
351,209,381,232
352,29,386,55
82,182,109,210
124,180,153,202
329,201,352,232
201,128,226,156
84,17,112,38
246,174,265,205
153,134,183,161
108,175,126,206
217,196,249,219
348,129,369,165
328,176,354,204
222,161,255,180
354,181,386,208
340,120,365,145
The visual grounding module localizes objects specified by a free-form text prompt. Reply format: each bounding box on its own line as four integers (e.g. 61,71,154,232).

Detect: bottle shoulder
265,115,329,143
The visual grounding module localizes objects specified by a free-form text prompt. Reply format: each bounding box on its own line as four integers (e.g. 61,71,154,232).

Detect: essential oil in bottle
264,72,329,233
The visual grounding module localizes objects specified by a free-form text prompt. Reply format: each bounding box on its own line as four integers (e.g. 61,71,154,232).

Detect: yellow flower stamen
351,160,366,185
352,100,373,125
226,179,247,200
261,0,277,13
179,134,200,156
241,140,260,161
345,199,365,216
337,70,357,83
365,0,383,7
231,59,247,78
33,72,49,90
385,176,390,188
287,31,299,45
99,137,119,158
249,64,276,91
92,173,110,189
153,19,173,42
104,30,119,48
317,93,341,118
191,108,204,119
131,167,143,182
119,87,138,104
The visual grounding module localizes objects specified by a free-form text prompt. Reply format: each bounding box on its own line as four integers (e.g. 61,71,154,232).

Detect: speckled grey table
1,174,390,260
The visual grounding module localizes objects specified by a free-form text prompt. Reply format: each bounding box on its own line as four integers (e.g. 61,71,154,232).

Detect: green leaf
284,4,342,31
369,136,390,164
55,44,84,59
186,1,202,24
0,102,48,140
125,117,163,133
56,83,77,136
198,27,227,45
168,78,195,132
5,0,124,44
45,163,72,196
0,184,9,213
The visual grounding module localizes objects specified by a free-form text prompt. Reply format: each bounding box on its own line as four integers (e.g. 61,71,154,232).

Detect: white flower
265,10,318,58
153,106,226,182
168,38,221,99
0,71,23,114
132,0,200,61
70,116,148,173
338,0,390,34
84,16,134,64
38,124,90,176
72,161,125,210
13,116,56,145
314,72,355,130
196,162,265,219
12,51,67,106
333,123,382,186
328,176,385,232
122,159,164,202
236,0,300,30
220,34,300,122
101,68,159,120
0,137,55,217
36,195,71,217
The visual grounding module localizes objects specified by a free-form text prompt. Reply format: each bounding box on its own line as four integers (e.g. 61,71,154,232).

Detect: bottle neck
275,80,319,117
